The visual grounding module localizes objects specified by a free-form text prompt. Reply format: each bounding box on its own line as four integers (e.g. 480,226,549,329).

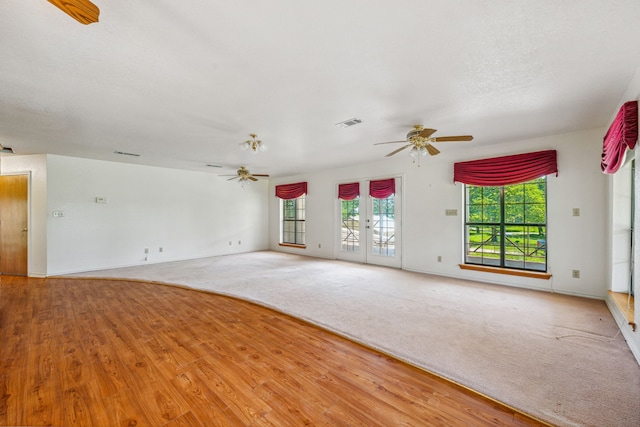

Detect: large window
282,195,305,245
465,177,547,272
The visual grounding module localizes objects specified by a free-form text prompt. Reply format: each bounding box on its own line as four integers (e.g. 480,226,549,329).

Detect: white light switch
96,197,108,204
572,208,580,217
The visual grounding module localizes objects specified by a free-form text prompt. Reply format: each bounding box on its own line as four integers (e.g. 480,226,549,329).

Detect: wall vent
114,150,140,157
336,117,363,128
445,209,458,216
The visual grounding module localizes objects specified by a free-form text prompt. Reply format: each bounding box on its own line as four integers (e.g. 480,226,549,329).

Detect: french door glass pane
372,196,395,256
341,198,360,253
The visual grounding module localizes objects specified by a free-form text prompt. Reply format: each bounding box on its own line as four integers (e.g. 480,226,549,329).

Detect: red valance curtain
275,182,307,199
338,182,360,200
454,150,557,186
369,178,395,199
601,100,638,175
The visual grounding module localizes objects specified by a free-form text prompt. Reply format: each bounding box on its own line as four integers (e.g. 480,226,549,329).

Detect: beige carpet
67,251,640,427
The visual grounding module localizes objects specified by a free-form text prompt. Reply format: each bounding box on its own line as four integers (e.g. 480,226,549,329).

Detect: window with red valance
369,178,395,199
601,100,638,175
338,182,360,200
453,150,558,186
275,182,307,199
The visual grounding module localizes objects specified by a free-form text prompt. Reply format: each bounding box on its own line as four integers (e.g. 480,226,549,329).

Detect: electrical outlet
159,247,163,252
229,241,232,246
318,243,322,249
238,240,241,245
572,208,580,217
437,256,442,262
572,270,580,279
144,248,149,254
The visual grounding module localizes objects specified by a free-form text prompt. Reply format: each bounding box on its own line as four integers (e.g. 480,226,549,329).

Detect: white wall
270,127,609,299
1,154,48,277
10,155,268,275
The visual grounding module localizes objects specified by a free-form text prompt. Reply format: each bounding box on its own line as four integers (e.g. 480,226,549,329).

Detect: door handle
21,229,28,232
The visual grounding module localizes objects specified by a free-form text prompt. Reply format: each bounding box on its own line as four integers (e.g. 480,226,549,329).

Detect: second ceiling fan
219,166,269,184
375,125,473,158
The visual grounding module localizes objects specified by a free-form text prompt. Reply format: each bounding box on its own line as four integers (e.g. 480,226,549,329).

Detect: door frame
0,171,31,276
335,175,403,268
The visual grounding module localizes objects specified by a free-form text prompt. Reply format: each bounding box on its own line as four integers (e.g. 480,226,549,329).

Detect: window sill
279,243,306,249
608,291,635,329
459,264,552,280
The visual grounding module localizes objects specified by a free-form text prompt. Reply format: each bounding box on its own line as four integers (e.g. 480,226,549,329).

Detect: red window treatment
275,182,307,199
338,182,360,200
369,178,395,199
601,100,638,175
454,150,558,186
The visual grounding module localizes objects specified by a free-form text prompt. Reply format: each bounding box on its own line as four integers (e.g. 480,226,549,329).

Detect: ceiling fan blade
374,140,408,145
248,176,258,181
252,174,270,177
226,176,239,181
419,128,437,138
386,144,411,157
433,135,474,142
48,0,100,24
426,144,440,156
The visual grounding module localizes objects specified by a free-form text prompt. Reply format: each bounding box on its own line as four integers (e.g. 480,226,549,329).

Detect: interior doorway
0,174,29,275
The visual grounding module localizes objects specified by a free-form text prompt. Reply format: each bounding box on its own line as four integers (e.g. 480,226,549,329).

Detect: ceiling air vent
335,117,363,128
114,150,141,157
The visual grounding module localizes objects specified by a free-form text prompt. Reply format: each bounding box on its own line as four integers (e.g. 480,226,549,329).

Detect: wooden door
0,175,28,275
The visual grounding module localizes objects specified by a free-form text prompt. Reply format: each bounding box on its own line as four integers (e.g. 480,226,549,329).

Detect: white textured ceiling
1,1,639,177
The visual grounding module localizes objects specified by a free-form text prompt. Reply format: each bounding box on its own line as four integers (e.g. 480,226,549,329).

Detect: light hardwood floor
0,275,548,426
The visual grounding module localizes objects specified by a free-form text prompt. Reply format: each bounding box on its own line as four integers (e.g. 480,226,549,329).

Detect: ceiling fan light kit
240,133,268,153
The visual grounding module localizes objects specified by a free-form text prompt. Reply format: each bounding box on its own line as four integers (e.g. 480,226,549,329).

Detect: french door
337,177,401,268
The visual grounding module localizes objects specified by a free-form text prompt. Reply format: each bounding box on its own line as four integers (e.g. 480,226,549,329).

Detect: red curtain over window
601,100,638,175
454,150,557,186
338,182,360,200
275,182,307,199
369,178,395,198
